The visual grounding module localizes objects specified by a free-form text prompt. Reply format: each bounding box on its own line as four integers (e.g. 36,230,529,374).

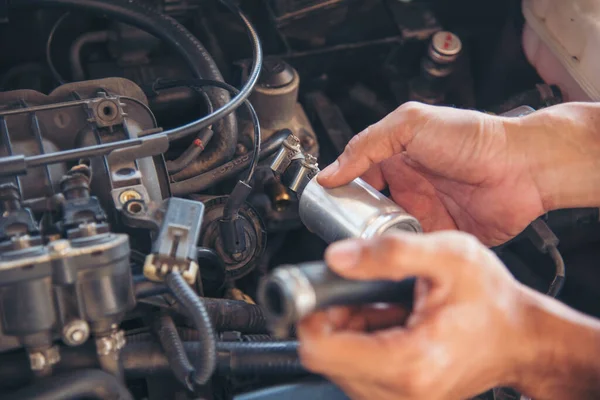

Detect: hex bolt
62,320,90,347
28,346,60,371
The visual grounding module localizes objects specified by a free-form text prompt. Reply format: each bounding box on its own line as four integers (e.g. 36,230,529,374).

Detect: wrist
506,103,600,212
512,285,600,399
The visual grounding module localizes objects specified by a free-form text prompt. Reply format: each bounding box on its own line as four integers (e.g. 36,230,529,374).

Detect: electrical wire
152,78,261,185
14,0,263,143
46,12,70,85
547,246,566,298
148,86,215,175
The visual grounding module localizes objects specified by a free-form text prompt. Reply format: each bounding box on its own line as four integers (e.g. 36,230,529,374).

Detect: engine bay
1,0,599,399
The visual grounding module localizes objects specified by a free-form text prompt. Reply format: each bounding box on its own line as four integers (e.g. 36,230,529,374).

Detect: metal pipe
69,30,110,81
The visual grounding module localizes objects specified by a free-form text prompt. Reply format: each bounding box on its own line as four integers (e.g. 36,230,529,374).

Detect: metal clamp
95,330,126,356
270,134,302,175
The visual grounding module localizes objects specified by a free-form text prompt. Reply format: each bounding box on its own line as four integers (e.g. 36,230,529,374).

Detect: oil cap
429,31,462,64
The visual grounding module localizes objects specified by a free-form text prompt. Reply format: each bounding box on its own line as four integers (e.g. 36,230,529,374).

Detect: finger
324,232,461,286
326,305,410,332
318,102,428,188
360,164,386,191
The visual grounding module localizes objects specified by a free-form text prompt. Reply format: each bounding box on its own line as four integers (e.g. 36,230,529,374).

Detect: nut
119,189,142,205
29,346,60,371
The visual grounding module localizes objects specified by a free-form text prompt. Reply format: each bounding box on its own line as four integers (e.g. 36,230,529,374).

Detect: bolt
62,320,90,347
48,239,70,254
76,222,98,237
0,183,21,213
28,346,60,371
119,189,142,205
60,165,91,200
29,352,45,371
10,234,31,250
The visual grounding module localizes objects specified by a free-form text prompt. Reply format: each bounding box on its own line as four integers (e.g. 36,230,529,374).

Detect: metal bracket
85,94,127,128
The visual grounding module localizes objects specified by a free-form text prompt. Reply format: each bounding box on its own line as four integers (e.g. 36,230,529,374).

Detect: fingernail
318,160,339,180
327,240,360,270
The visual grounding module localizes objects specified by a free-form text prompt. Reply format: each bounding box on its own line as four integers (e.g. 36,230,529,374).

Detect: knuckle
431,231,483,263
345,127,370,154
398,101,425,117
375,235,407,262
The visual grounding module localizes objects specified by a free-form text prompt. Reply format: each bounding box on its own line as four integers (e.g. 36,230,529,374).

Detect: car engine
0,0,598,399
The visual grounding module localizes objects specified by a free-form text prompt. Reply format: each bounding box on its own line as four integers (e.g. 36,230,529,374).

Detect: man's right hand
318,101,600,246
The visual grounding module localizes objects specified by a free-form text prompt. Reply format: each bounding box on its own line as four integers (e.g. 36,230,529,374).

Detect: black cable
165,271,216,385
152,313,195,391
46,12,70,85
524,219,566,298
152,78,262,184
170,129,291,195
547,246,566,298
10,0,262,152
158,88,215,174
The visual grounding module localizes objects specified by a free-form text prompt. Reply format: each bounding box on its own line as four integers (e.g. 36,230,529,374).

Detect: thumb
324,232,452,288
318,102,425,188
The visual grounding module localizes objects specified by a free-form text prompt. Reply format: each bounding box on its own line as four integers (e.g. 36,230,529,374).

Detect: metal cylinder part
250,59,300,130
298,177,421,243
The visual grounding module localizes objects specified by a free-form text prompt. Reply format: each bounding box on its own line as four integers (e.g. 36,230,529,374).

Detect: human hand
318,102,546,246
297,231,534,400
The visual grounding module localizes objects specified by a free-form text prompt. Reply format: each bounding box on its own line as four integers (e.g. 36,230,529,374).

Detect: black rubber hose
166,127,214,174
171,129,291,195
216,341,303,375
151,78,261,184
0,341,307,388
11,0,262,173
3,369,133,400
121,341,306,377
165,271,216,385
46,12,70,85
139,297,268,334
128,329,277,343
152,313,195,391
160,88,214,175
